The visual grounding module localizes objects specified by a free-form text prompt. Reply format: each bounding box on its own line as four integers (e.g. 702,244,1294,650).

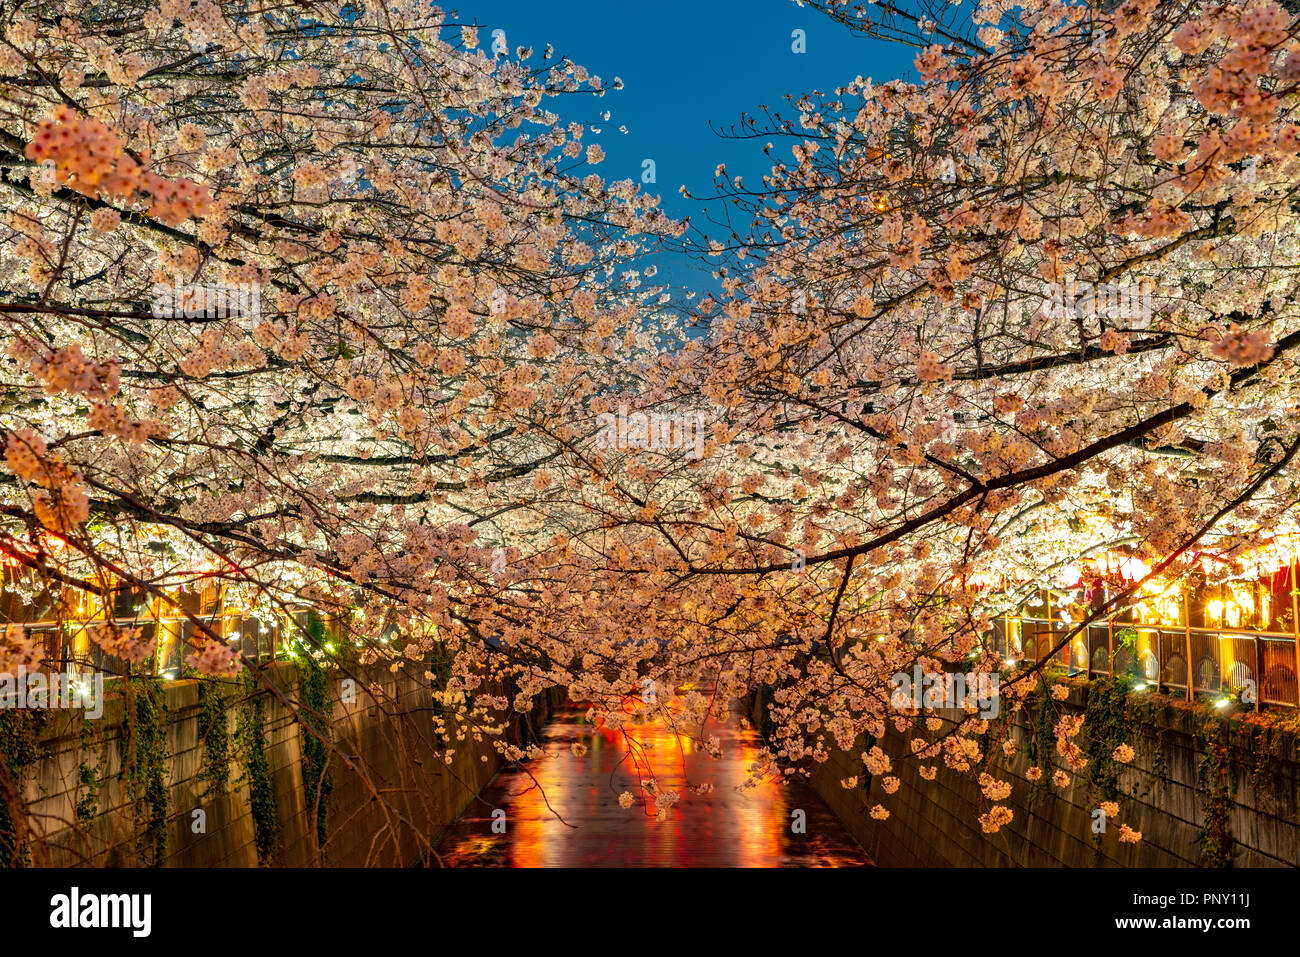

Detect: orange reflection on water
439,700,869,868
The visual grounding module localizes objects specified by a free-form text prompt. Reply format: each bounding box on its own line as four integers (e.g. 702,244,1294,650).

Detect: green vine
76,762,99,823
1194,710,1235,868
120,680,169,867
1114,627,1139,652
237,669,279,866
298,616,334,853
75,716,102,824
427,637,454,711
1026,689,1054,788
1083,675,1133,805
1124,688,1170,784
0,709,48,866
195,678,231,798
1241,721,1287,800
1149,724,1169,783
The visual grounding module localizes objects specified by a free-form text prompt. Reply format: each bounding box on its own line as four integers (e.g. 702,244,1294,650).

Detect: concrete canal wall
1,662,548,867
783,682,1300,867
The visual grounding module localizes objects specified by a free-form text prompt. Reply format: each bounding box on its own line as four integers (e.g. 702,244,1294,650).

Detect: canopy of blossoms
2,0,1298,842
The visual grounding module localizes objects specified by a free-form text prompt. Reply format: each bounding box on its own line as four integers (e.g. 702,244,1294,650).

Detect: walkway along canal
435,700,871,867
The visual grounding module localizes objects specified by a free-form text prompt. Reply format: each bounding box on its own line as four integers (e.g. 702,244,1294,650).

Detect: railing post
1292,556,1300,708
1254,634,1263,712
1044,588,1052,667
1107,617,1114,675
1087,623,1093,680
1184,587,1193,702
1156,629,1162,694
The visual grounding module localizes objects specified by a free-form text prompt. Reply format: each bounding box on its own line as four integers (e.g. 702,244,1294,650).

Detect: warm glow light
497,700,788,867
1231,584,1255,614
1226,602,1241,628
0,531,68,567
1159,599,1180,625
1119,557,1150,581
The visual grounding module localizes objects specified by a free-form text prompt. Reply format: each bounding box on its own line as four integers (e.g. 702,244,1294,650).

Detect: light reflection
438,698,870,868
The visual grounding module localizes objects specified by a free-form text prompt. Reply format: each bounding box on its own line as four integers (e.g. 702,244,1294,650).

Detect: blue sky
455,0,915,297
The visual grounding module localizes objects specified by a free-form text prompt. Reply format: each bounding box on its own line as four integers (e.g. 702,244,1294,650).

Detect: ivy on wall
1239,720,1294,800
0,710,48,866
1026,689,1055,787
75,716,103,824
1132,700,1170,787
120,680,169,867
1083,676,1132,804
75,762,99,823
1070,679,1243,865
1194,711,1235,868
237,669,279,866
298,614,334,854
195,677,231,799
428,639,454,696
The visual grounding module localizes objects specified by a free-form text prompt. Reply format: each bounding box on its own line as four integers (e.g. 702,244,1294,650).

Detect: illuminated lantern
1206,599,1224,625
1119,557,1150,581
1225,602,1241,629
1159,599,1180,624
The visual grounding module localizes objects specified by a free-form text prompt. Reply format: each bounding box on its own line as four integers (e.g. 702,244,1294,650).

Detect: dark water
436,701,871,867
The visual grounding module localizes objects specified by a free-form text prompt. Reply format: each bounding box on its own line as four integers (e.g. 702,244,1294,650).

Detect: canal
435,700,871,867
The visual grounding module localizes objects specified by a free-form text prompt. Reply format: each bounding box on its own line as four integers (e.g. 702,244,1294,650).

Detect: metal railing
8,599,1300,709
11,609,309,679
990,616,1300,708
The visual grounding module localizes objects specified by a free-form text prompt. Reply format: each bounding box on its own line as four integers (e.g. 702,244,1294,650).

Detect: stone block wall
799,684,1300,867
4,661,518,867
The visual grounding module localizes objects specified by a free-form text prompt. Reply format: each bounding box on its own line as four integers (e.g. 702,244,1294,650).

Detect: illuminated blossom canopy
3,0,1300,847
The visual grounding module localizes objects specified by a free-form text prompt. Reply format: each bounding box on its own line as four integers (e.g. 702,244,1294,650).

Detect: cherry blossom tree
0,0,683,861
561,0,1300,830
4,0,1300,858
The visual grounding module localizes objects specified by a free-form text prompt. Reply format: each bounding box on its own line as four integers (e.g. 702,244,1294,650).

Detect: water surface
436,702,871,867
